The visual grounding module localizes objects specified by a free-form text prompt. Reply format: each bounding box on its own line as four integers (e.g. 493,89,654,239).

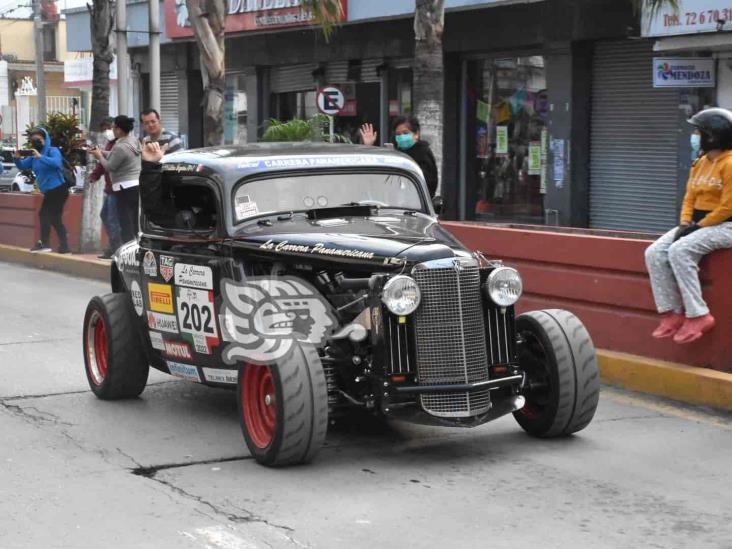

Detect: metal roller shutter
160,73,180,136
325,59,383,84
590,40,679,232
270,64,317,93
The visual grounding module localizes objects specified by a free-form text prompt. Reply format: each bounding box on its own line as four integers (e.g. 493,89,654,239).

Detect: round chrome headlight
382,275,421,316
485,267,523,307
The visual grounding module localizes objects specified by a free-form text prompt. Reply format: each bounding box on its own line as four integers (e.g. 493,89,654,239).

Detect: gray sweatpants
644,223,732,318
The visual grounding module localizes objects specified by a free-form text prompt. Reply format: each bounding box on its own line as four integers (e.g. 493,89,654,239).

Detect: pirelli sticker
148,283,174,314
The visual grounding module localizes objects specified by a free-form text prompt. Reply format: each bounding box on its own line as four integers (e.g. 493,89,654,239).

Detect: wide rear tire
238,344,328,467
83,294,149,400
514,309,600,437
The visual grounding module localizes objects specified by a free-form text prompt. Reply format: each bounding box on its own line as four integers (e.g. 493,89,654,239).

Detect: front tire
514,309,600,437
238,344,328,467
83,294,149,399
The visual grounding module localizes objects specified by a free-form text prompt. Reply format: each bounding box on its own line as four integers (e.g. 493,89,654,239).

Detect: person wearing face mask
360,116,439,197
88,118,122,259
645,107,732,344
13,127,69,253
90,115,142,244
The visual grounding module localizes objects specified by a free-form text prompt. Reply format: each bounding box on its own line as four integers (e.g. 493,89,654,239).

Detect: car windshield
233,172,424,223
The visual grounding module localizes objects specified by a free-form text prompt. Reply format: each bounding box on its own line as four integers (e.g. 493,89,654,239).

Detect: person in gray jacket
91,115,141,243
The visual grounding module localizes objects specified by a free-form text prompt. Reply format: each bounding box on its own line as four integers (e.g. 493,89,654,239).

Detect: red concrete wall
442,222,732,372
0,192,106,252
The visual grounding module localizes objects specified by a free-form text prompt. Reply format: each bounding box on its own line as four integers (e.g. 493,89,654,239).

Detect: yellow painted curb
0,244,109,282
598,349,732,412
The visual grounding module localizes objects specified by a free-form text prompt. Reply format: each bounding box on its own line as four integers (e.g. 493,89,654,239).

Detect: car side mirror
432,195,444,215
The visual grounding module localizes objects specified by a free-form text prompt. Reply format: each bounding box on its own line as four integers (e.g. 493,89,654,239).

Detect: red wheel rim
86,311,108,385
242,364,277,449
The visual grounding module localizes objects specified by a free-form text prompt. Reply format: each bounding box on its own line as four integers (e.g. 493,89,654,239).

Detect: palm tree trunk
413,0,445,195
186,0,226,146
87,0,115,132
81,0,115,253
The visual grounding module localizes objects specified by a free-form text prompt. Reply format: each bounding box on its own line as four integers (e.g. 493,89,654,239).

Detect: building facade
64,0,731,230
0,16,83,143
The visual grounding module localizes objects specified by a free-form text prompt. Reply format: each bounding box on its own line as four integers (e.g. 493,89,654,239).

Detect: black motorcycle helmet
688,107,732,150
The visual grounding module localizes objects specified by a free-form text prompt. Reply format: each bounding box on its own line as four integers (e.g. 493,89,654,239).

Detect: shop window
331,82,382,143
465,56,547,223
225,73,248,145
272,90,317,122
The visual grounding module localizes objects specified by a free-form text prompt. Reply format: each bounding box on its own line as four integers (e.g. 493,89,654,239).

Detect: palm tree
87,0,115,133
413,0,445,195
185,0,343,147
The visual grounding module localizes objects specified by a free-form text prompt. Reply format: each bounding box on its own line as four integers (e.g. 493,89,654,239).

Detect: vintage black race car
82,143,600,467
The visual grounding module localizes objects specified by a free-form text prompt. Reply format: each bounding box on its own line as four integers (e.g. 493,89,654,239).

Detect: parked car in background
11,169,35,193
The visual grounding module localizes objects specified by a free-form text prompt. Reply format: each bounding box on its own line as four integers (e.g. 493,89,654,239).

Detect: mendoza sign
653,58,715,88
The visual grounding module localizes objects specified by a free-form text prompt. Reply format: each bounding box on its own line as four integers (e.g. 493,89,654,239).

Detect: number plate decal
175,287,220,352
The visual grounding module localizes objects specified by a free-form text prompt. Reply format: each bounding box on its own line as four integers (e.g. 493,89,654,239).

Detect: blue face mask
690,133,701,152
395,132,416,150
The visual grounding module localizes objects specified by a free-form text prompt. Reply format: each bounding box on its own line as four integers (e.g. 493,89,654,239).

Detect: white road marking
182,525,259,549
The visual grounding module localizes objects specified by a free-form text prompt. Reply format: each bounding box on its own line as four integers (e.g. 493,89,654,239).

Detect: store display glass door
464,56,547,223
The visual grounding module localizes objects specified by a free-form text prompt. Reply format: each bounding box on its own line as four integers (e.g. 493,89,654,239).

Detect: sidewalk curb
0,244,109,282
598,350,732,412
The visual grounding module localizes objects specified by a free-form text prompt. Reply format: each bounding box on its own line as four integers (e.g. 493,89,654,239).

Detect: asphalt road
1,261,731,549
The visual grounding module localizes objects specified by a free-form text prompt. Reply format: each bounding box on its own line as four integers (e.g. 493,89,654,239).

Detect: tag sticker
160,255,175,282
236,195,259,219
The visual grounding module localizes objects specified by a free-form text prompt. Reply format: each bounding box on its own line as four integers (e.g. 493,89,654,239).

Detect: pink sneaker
651,312,685,339
673,314,716,344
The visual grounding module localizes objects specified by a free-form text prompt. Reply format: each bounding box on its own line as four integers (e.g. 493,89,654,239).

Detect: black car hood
231,213,469,263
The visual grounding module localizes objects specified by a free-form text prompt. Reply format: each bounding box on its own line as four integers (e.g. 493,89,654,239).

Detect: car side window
143,174,219,234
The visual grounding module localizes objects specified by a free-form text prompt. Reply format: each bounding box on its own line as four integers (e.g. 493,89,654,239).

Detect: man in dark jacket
14,127,69,253
360,116,439,198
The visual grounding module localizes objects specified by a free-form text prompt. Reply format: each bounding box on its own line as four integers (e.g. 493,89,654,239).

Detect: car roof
160,142,427,190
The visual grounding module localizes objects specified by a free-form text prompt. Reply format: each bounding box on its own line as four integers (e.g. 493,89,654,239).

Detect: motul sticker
148,283,174,314
164,340,193,360
149,330,166,351
202,368,238,385
166,361,200,382
143,251,157,277
175,263,213,290
147,311,179,334
160,255,175,282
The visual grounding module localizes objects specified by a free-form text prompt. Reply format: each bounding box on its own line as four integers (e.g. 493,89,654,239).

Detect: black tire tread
515,309,600,437
83,293,149,400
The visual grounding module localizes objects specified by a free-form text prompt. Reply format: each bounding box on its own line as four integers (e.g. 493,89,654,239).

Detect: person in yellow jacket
645,108,732,344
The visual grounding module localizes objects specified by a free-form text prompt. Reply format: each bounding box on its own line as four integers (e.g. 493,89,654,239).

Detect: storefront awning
654,33,732,53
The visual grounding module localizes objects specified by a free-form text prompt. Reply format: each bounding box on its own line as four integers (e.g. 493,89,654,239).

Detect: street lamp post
33,0,46,123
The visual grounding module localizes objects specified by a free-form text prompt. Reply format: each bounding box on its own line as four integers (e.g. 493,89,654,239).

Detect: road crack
132,457,302,539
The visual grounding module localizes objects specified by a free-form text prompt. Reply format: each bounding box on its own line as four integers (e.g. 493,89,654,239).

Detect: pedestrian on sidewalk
140,109,184,154
88,118,122,259
360,116,438,198
14,127,70,254
90,115,141,244
645,107,732,344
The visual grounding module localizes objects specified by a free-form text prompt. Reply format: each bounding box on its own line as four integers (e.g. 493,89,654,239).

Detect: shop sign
164,0,347,40
64,56,117,86
653,58,715,88
642,0,732,37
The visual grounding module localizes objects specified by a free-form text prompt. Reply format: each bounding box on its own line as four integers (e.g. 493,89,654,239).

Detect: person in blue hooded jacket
14,127,70,253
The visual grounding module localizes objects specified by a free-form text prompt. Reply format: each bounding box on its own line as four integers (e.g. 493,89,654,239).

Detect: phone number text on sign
644,2,732,36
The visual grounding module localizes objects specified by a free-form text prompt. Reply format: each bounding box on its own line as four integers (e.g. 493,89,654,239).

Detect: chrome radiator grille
412,257,490,417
